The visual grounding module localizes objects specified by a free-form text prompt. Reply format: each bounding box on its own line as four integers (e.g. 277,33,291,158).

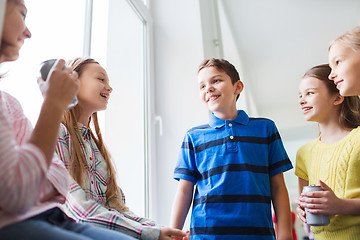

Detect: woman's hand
38,59,79,111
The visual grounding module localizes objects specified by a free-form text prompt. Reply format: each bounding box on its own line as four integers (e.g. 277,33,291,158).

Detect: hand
40,187,59,203
171,230,190,240
295,197,307,223
37,75,48,98
158,227,186,240
38,59,79,110
299,180,340,215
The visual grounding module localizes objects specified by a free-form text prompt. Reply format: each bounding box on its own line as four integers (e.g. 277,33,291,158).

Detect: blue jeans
0,208,135,240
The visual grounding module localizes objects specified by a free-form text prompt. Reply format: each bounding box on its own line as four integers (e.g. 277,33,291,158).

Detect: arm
114,188,186,240
30,59,79,164
300,180,360,215
300,134,360,216
66,178,186,240
39,156,70,204
158,228,186,240
66,177,159,239
57,129,155,239
270,173,292,240
295,177,308,223
123,208,185,240
0,91,70,214
170,179,194,230
57,128,185,240
26,60,78,205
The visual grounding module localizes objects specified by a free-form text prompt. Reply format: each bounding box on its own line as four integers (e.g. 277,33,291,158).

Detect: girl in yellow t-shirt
296,64,360,240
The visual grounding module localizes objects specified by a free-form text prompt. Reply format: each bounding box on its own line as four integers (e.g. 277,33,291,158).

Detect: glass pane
104,0,146,216
91,0,109,64
0,0,86,124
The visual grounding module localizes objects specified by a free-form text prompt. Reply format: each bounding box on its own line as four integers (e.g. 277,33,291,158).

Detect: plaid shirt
56,123,160,240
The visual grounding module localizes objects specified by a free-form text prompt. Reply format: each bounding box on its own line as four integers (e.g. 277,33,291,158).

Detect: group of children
1,0,360,239
169,27,360,239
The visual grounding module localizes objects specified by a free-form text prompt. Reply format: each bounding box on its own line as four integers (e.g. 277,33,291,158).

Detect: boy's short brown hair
198,58,241,100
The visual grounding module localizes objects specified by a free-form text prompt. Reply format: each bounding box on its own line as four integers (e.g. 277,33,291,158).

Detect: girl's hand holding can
295,197,307,223
300,180,340,216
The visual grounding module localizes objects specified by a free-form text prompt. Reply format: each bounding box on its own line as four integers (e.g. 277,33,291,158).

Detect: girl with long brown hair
56,57,185,240
296,64,360,240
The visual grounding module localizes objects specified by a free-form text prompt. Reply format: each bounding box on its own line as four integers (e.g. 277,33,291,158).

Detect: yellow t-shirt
295,126,360,240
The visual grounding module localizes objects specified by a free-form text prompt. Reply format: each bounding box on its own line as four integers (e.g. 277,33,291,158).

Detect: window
97,0,152,217
1,0,152,218
0,0,86,124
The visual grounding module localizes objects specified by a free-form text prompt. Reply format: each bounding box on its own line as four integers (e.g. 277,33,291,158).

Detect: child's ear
234,80,244,95
333,93,345,106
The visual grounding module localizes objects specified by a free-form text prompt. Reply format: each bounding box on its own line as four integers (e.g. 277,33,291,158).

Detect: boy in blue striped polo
170,58,293,240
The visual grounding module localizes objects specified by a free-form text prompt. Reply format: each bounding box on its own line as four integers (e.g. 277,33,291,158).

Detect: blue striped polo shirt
173,110,293,240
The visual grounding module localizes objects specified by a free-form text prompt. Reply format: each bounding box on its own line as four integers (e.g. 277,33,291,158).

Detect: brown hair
198,58,241,100
329,26,360,53
303,64,360,129
61,57,127,211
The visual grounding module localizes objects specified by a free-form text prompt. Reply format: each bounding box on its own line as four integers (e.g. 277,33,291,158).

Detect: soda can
302,185,330,226
39,59,78,109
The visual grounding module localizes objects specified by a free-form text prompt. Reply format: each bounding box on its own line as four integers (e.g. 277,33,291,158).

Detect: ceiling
217,0,360,139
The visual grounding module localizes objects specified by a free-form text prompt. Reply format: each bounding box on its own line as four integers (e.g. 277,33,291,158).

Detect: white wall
149,0,207,226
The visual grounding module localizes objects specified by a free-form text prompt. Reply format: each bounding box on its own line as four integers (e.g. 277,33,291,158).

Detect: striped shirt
56,123,161,240
174,110,293,240
0,91,69,229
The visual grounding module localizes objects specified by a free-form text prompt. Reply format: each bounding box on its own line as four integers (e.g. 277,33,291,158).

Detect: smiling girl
56,57,185,240
296,64,360,240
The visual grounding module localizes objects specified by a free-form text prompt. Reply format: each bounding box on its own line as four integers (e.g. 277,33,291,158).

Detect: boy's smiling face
198,66,243,120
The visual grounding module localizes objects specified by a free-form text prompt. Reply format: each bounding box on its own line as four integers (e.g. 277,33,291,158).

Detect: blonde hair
62,57,127,211
329,26,360,53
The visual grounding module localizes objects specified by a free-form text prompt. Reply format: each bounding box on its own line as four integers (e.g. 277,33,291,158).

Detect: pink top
0,91,69,229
